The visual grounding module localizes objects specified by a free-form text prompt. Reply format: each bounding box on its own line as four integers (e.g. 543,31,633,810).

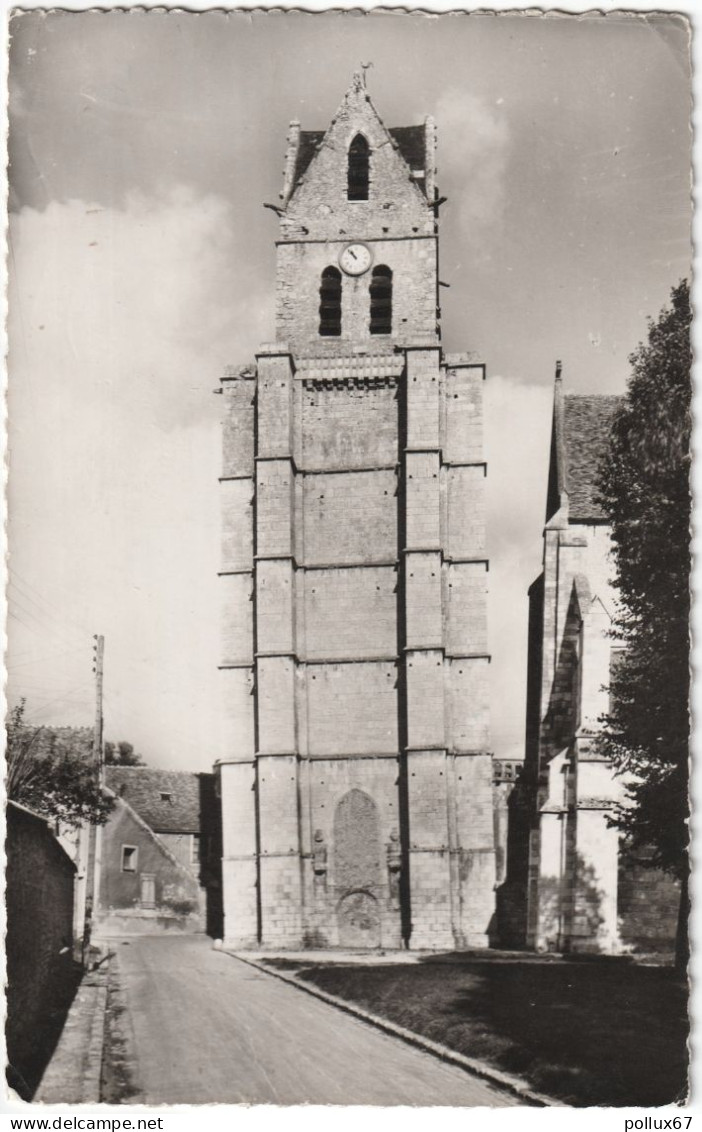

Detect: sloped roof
292,125,427,197
104,767,202,833
387,126,427,182
563,394,622,521
293,131,324,189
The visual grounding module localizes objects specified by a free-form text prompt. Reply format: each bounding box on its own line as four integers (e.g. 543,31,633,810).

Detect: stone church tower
217,73,495,950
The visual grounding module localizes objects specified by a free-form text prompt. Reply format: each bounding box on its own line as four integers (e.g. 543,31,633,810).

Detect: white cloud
8,190,268,768
9,189,269,431
436,89,510,237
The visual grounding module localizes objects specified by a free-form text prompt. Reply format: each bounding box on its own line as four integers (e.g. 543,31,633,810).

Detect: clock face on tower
339,242,373,276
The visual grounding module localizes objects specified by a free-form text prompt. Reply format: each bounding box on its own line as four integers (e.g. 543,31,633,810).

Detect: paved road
114,935,518,1106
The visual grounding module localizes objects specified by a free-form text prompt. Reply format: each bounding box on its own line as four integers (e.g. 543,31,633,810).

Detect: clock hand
349,249,358,260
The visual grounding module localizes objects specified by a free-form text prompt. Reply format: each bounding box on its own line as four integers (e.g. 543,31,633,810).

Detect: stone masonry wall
6,804,76,1083
276,239,438,352
219,760,258,947
280,85,432,245
618,849,679,958
219,372,256,768
299,757,402,949
401,350,494,950
305,661,398,756
219,350,494,948
301,381,397,468
301,469,397,565
300,566,396,659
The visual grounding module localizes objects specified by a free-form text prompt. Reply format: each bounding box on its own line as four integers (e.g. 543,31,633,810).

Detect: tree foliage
597,279,691,878
6,700,114,827
104,740,145,766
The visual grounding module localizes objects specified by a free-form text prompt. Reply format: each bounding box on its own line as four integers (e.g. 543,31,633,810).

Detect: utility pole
93,634,105,772
86,635,105,965
75,634,105,965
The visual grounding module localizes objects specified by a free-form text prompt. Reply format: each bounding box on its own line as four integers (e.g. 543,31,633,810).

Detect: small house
97,767,218,936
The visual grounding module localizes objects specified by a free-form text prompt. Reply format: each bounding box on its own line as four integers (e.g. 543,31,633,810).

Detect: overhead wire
20,682,96,723
8,568,93,634
8,576,90,640
7,589,91,652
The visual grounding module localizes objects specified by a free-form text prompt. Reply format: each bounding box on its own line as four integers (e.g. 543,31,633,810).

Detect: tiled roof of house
293,125,427,196
104,767,202,833
563,394,622,521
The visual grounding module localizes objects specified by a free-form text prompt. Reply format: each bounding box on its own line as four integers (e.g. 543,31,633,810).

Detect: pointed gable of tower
279,71,435,243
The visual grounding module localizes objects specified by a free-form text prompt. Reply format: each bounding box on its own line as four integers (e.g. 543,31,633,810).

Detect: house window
319,267,342,337
160,791,172,803
370,266,392,335
191,835,200,865
121,845,138,872
347,134,369,201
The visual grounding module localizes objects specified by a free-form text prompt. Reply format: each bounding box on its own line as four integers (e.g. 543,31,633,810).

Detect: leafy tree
596,280,691,958
6,700,114,827
104,740,145,766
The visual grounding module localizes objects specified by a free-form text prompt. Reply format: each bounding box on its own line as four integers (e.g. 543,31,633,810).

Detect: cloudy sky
7,9,691,770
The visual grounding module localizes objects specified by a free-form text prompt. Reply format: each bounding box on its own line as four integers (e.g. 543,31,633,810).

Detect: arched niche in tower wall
333,788,382,948
333,788,381,891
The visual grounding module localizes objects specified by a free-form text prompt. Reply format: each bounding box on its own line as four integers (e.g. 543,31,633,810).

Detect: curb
100,949,147,1105
35,967,109,1104
228,951,559,1108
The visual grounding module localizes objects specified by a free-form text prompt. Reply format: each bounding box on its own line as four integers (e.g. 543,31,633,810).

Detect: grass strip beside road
263,954,688,1108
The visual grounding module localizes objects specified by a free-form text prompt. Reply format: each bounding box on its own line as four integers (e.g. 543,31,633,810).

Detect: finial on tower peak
351,62,373,92
555,359,563,382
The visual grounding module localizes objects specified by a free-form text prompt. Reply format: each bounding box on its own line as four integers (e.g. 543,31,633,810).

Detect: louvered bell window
370,265,392,335
347,134,369,201
319,267,342,336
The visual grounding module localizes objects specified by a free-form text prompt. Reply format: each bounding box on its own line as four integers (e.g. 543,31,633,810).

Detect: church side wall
526,515,679,957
